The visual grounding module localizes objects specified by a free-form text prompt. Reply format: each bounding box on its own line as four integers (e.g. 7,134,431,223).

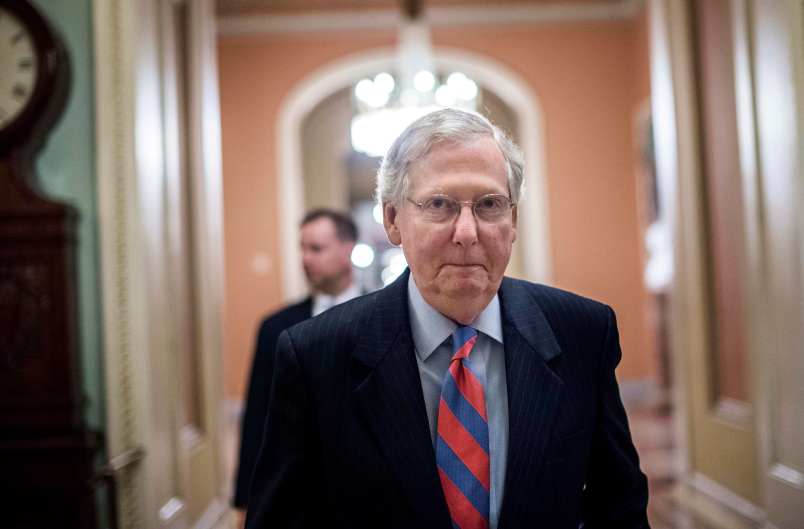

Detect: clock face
0,7,38,129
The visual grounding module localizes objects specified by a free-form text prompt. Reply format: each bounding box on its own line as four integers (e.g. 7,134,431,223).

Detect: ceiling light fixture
350,5,480,158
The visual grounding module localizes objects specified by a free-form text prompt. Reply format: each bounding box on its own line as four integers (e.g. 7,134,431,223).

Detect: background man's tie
436,326,490,529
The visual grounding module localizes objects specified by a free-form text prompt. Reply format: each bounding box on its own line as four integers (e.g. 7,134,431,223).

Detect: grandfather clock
0,1,102,528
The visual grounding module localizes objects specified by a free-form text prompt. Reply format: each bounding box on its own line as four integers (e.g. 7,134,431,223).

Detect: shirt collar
334,282,361,304
312,281,361,316
407,274,503,362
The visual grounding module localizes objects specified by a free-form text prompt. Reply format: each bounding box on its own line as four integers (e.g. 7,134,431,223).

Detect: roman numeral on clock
12,84,27,100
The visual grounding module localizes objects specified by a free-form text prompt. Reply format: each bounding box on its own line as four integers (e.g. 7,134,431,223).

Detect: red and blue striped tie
436,326,490,529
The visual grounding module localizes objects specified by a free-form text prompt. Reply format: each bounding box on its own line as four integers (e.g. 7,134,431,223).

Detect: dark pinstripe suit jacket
246,270,650,529
234,297,313,508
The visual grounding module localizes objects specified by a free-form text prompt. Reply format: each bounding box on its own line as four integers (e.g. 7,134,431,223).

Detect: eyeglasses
406,193,515,224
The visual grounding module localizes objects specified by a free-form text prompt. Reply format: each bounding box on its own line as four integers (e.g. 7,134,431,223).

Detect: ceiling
217,0,625,17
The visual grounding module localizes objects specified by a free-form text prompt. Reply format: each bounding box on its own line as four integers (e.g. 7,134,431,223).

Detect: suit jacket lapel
497,278,565,528
351,270,452,529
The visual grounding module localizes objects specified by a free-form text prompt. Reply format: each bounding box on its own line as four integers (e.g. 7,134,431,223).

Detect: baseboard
195,498,235,529
674,473,766,529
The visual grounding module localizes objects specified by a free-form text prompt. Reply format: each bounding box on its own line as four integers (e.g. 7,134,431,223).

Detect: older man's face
383,136,517,323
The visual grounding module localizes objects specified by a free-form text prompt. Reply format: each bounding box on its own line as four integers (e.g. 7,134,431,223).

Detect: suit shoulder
284,289,378,344
278,290,382,378
505,277,612,320
258,297,312,332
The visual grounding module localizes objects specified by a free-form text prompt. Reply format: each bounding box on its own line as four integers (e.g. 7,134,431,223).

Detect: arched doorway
276,47,552,299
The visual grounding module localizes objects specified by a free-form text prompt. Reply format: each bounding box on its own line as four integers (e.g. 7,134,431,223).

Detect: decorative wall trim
277,47,552,301
218,0,645,35
97,1,228,528
94,0,143,527
647,0,692,490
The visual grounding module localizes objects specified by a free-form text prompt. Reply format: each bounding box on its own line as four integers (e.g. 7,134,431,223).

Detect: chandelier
350,19,480,158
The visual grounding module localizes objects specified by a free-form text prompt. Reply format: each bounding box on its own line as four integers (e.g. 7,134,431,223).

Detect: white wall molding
688,472,766,523
750,1,804,526
647,0,690,489
96,0,228,527
277,47,552,301
218,0,644,36
94,0,146,527
194,499,233,529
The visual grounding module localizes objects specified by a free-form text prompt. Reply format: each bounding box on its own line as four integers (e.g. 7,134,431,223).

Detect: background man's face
383,136,517,320
300,217,354,294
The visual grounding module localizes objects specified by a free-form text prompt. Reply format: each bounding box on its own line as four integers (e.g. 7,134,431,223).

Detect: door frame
649,0,762,520
650,1,804,526
95,0,228,527
750,1,804,527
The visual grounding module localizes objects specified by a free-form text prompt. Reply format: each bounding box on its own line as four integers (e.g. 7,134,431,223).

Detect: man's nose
452,205,478,246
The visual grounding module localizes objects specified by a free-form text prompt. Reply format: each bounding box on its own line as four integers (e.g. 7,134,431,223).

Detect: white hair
376,108,524,206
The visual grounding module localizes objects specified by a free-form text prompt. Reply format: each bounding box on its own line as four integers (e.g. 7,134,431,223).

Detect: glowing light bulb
413,70,436,93
435,84,456,106
374,72,395,94
351,243,375,268
355,79,374,104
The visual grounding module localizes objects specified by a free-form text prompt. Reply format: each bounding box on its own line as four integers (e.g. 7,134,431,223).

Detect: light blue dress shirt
407,276,509,529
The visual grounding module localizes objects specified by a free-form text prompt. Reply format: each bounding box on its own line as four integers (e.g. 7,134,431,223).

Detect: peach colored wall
219,18,656,398
219,30,396,398
434,20,655,382
628,6,662,386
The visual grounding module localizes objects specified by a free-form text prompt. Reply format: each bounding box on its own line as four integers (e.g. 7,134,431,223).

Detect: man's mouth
443,263,484,270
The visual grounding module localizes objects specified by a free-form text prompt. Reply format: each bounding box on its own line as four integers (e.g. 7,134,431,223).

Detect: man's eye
478,197,500,210
429,198,448,209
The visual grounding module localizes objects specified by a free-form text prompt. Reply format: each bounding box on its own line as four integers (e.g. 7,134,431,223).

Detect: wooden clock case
0,1,105,528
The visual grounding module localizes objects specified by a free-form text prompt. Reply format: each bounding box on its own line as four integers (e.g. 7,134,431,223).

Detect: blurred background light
373,203,384,224
413,70,436,93
381,249,408,285
351,243,376,268
374,72,395,94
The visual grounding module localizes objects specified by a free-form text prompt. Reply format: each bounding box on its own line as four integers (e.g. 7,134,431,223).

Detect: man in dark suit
246,109,650,528
233,209,360,515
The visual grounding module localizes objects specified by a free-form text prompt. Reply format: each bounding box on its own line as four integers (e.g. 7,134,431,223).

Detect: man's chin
442,278,488,299
434,282,496,323
439,266,487,287
306,279,324,292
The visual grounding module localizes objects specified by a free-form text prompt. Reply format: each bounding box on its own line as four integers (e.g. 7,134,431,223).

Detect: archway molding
277,47,552,299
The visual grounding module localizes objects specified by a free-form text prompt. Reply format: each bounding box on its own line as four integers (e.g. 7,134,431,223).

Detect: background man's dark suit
246,270,649,529
233,297,312,508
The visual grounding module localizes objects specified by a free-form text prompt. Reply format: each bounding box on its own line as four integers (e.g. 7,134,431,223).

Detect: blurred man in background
233,209,359,519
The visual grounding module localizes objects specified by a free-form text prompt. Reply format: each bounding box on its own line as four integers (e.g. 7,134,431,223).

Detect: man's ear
343,241,356,262
383,202,402,246
511,205,518,243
